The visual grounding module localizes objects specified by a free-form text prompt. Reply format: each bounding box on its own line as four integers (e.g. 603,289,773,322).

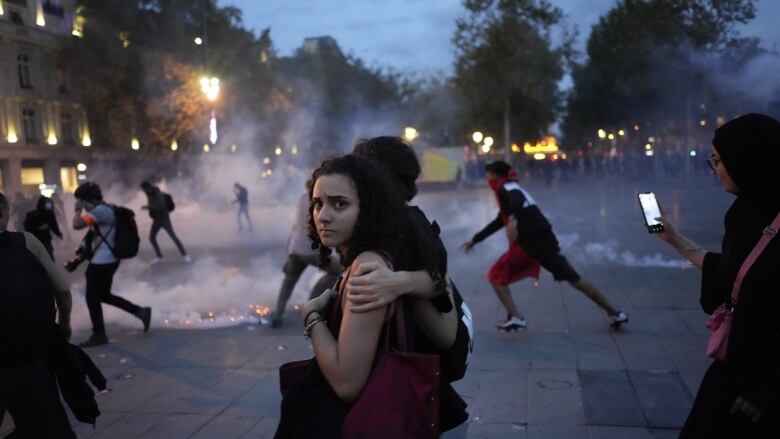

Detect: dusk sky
218,0,780,75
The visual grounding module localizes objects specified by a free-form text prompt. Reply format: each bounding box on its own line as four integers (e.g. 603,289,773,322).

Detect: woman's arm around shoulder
310,251,390,401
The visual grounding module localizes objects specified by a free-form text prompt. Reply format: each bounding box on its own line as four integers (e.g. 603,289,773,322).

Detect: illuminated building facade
0,0,89,195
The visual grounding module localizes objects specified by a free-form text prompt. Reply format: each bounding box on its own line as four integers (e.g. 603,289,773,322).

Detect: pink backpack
707,212,780,361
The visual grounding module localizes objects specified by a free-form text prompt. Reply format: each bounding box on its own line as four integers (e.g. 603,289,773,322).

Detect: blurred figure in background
51,192,72,241
24,195,63,261
232,182,252,232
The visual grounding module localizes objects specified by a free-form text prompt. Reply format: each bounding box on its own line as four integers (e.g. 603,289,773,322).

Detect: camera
64,253,87,273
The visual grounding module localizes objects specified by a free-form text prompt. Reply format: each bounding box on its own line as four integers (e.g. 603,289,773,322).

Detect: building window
43,0,64,17
21,167,45,186
61,112,76,145
18,55,32,89
10,11,25,26
22,109,39,144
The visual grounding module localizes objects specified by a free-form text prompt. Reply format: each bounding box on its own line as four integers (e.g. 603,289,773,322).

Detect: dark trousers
86,262,140,335
273,253,341,320
0,357,76,438
150,215,187,257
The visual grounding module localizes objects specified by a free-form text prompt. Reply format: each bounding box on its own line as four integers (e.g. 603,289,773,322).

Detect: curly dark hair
307,154,410,269
353,136,420,202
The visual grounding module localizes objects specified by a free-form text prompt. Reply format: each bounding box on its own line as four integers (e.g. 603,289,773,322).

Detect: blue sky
219,0,780,74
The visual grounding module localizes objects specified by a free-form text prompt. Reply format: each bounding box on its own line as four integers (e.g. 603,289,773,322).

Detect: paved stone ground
2,172,731,438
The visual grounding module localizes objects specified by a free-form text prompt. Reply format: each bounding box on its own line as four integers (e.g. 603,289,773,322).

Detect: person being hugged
275,155,418,437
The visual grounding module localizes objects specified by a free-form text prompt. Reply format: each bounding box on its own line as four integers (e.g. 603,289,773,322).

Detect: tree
562,0,759,150
453,0,572,156
275,39,408,159
66,0,290,157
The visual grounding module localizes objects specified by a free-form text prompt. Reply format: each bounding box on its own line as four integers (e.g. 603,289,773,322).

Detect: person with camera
72,182,151,348
140,181,191,264
1,191,76,437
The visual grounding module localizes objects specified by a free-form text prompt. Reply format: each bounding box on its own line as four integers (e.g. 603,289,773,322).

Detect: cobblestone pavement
2,173,731,438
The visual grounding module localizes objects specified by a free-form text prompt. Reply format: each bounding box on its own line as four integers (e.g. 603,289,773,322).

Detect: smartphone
638,192,664,233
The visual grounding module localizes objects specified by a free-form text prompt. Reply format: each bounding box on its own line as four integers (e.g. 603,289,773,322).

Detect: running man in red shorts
461,161,628,331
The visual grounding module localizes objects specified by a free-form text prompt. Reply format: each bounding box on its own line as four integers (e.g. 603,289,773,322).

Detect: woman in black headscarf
657,113,780,437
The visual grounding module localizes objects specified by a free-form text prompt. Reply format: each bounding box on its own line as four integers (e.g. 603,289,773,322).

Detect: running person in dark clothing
233,182,253,232
74,182,152,347
461,161,628,331
24,195,63,261
140,181,191,264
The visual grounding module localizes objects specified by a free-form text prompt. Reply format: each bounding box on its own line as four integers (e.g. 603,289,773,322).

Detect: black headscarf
712,113,780,204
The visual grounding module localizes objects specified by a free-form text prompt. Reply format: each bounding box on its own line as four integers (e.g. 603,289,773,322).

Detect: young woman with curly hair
275,154,426,437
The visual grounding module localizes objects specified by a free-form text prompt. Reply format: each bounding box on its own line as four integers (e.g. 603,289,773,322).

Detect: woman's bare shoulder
351,251,391,268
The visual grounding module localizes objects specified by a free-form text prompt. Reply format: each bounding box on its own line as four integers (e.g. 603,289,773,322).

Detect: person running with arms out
140,181,191,264
73,182,151,347
462,161,628,331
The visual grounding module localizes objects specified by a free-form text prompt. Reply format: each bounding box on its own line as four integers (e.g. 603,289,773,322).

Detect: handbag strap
730,212,780,301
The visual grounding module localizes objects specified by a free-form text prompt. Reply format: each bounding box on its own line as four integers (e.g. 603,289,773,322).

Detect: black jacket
472,181,552,244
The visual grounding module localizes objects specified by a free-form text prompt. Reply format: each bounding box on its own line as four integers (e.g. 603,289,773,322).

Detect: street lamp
200,76,220,101
484,136,494,147
597,129,606,139
472,131,483,143
194,36,203,45
403,127,419,142
131,137,140,150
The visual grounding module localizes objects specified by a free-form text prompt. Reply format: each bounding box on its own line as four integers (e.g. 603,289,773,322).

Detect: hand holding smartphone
638,192,665,233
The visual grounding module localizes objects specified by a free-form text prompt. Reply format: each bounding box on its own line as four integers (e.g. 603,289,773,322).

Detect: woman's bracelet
304,317,324,338
303,310,320,326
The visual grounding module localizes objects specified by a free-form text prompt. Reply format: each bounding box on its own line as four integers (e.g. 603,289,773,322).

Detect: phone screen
638,192,664,233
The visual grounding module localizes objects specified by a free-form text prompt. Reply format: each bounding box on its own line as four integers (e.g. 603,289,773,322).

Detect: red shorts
487,242,541,286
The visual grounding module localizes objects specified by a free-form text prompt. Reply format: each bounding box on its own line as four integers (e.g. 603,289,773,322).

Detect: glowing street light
291,145,299,155
76,163,87,172
472,131,483,143
607,133,615,140
403,127,419,142
481,144,491,153
209,111,218,144
618,129,625,136
194,36,203,45
203,144,210,152
483,136,494,147
131,137,140,150
262,157,271,164
274,146,282,156
597,129,606,139
200,76,220,101
171,140,178,151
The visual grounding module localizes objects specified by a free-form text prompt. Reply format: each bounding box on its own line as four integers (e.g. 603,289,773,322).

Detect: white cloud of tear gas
68,254,329,330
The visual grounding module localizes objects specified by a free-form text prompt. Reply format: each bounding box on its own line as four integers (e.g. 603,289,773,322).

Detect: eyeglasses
705,155,722,173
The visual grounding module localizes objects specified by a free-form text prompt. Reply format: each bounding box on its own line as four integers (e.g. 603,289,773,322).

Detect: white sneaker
609,311,629,329
183,255,193,263
496,316,527,332
149,257,163,265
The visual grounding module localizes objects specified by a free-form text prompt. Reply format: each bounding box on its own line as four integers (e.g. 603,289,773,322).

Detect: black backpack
164,193,175,212
94,205,140,259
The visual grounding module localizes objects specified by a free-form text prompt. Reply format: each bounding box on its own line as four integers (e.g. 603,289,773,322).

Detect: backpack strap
91,205,118,258
730,212,780,304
